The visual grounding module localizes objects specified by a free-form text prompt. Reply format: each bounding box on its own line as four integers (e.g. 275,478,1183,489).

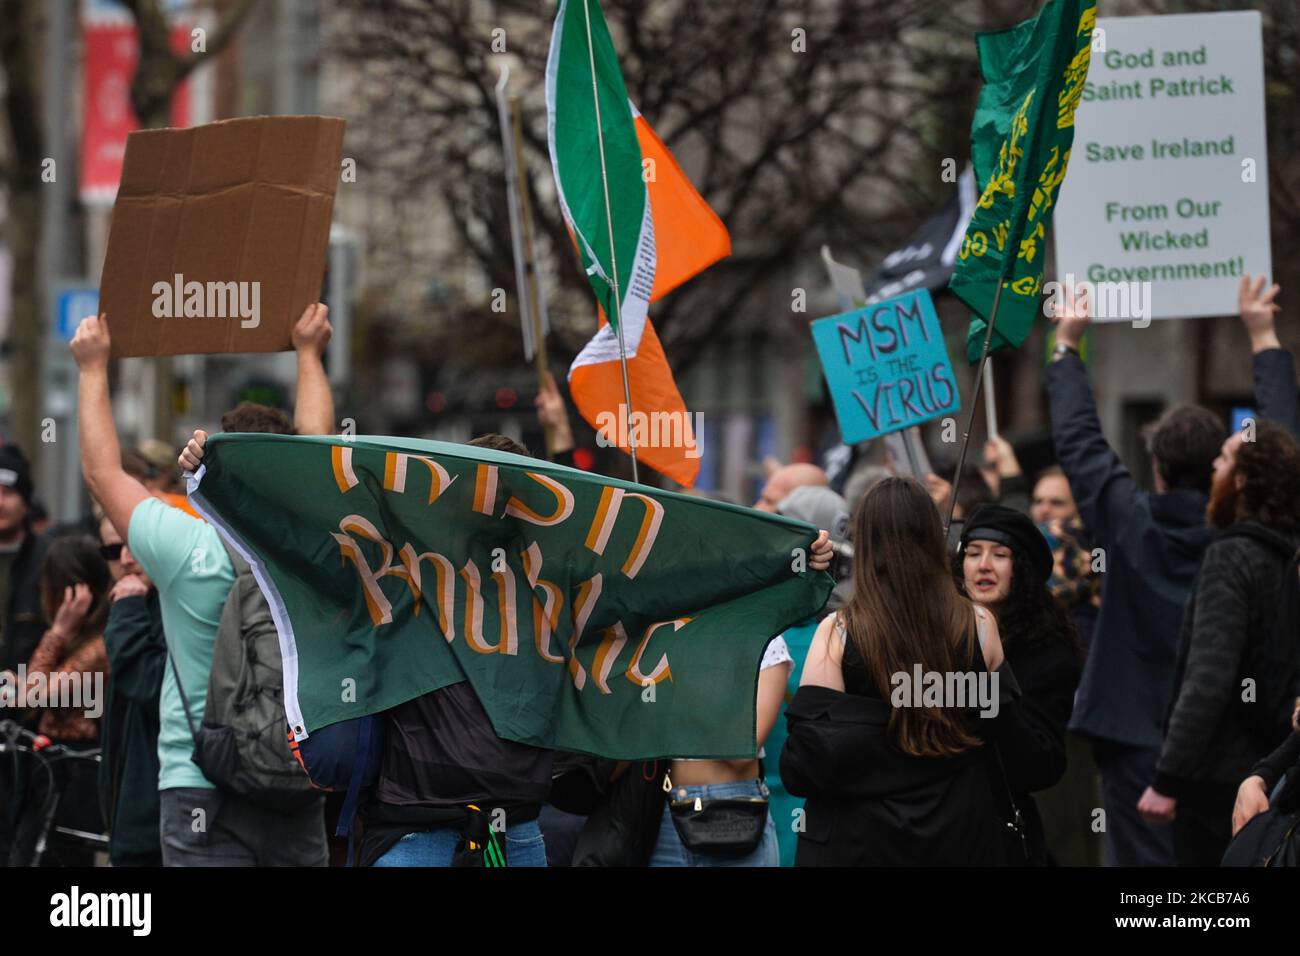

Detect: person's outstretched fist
70,313,112,370
1238,275,1281,353
178,430,208,473
291,303,332,355
1050,284,1091,351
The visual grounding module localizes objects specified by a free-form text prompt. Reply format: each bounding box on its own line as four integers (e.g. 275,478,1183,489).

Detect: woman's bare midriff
669,758,761,786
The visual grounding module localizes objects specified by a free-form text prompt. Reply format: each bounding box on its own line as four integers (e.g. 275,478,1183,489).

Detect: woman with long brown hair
10,537,112,865
780,477,1023,865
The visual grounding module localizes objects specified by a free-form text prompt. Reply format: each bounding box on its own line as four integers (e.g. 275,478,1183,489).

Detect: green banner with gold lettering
190,433,831,760
950,0,1097,362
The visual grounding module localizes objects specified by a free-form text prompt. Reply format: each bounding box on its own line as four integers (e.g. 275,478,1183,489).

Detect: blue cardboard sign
810,288,959,443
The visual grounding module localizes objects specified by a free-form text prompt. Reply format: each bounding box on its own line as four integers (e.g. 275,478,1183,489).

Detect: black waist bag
669,780,769,856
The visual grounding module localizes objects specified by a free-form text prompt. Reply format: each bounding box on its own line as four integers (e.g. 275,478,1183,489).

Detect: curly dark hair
952,545,1081,660
1234,420,1300,530
468,433,531,457
220,401,295,435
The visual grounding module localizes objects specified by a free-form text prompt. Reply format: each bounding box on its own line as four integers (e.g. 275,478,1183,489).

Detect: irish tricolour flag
546,0,730,487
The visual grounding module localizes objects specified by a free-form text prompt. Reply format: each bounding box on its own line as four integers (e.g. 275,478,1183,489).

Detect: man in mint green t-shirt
72,304,336,866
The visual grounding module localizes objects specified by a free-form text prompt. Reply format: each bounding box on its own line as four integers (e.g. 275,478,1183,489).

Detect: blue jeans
372,818,546,867
650,780,779,867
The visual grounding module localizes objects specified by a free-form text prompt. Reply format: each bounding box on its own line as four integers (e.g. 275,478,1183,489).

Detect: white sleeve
761,635,793,671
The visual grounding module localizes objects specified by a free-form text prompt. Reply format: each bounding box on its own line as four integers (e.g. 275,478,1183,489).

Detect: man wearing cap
0,445,50,678
0,445,49,864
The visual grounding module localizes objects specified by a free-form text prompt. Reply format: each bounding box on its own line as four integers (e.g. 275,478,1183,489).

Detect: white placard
1054,11,1271,321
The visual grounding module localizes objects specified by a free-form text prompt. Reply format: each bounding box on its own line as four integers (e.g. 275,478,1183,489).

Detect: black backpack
1219,522,1300,739
170,540,319,814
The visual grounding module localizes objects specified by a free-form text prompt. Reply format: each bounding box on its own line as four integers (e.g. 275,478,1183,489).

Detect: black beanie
960,503,1053,585
0,445,32,504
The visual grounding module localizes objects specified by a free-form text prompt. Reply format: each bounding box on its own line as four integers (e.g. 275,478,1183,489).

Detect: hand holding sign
1050,283,1092,351
291,304,333,357
1238,275,1281,353
69,314,112,372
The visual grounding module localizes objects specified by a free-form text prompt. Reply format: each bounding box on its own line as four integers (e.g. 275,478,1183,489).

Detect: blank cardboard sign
99,115,346,358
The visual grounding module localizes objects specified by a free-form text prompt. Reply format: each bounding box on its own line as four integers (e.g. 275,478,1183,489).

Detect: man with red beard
1140,420,1300,865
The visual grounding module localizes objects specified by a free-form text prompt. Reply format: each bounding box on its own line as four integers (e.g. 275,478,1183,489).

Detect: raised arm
1239,276,1299,438
535,370,576,465
71,314,150,539
291,303,335,436
1046,286,1144,545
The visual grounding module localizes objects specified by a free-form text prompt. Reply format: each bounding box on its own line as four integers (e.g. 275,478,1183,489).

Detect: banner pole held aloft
945,280,1006,536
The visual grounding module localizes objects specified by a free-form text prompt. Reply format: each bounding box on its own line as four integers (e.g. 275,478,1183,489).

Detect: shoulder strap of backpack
167,652,199,744
340,717,381,867
215,534,251,578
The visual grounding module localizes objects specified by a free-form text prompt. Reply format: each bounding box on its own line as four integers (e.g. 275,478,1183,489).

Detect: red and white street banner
81,2,192,204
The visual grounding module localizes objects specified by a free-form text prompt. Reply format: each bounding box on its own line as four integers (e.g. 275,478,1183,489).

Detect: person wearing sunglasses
96,513,167,866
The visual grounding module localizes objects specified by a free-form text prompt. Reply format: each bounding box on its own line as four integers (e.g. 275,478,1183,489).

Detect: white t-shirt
761,634,793,671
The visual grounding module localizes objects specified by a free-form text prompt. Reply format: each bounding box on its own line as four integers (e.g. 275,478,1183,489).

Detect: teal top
128,497,235,790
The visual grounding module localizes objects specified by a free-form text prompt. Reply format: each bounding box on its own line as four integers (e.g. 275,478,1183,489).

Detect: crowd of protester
0,274,1297,868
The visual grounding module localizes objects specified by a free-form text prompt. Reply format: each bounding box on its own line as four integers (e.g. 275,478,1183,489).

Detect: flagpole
944,279,1006,535
983,361,999,440
580,0,639,483
507,94,555,457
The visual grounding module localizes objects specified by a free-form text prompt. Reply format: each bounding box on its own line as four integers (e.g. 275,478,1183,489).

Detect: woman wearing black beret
956,504,1083,865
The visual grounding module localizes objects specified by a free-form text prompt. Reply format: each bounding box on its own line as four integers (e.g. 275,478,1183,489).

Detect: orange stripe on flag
632,113,730,303
570,317,700,487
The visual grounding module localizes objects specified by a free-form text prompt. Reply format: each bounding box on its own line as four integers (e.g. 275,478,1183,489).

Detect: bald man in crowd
755,462,829,513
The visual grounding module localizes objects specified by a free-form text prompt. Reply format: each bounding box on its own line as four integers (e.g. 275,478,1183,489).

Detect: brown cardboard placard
99,115,346,358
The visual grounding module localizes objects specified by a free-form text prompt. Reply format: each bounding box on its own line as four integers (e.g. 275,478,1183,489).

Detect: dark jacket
1047,349,1297,749
1155,523,1300,803
98,591,165,867
999,632,1082,864
780,666,1023,866
0,529,49,676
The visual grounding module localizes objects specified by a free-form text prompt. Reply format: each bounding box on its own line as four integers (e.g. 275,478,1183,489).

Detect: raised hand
291,303,332,356
924,472,953,514
51,583,94,642
70,314,112,371
1050,283,1091,351
1238,275,1281,353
